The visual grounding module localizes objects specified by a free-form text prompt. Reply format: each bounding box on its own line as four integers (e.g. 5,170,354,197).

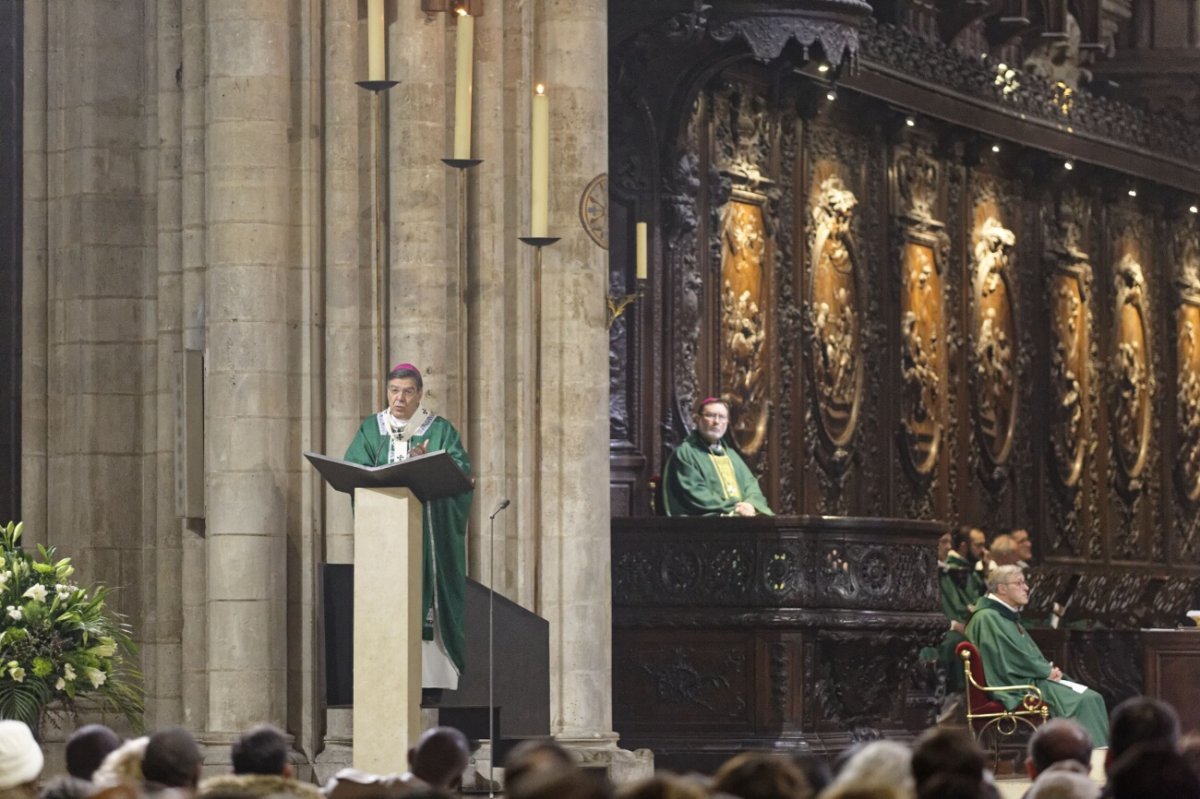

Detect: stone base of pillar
556,734,655,785
314,707,446,784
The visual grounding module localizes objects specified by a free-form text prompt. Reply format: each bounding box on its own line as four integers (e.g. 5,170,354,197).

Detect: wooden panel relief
900,237,945,476
719,196,770,455
809,172,863,457
1050,268,1089,488
895,149,947,483
1112,252,1152,489
1176,232,1200,508
969,211,1018,472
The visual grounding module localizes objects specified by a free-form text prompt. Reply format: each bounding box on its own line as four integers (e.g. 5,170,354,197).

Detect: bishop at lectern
344,363,474,689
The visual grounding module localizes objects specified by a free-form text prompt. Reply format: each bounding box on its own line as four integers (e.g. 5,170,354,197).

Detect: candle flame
536,83,545,95
456,6,468,16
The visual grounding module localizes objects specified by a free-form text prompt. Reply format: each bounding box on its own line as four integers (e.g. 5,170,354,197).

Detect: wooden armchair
955,641,1049,752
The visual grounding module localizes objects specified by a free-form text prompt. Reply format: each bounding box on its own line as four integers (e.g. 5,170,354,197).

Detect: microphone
489,498,511,520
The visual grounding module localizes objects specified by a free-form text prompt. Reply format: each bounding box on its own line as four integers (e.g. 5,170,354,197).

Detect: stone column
203,0,291,739
387,4,455,414
534,1,649,780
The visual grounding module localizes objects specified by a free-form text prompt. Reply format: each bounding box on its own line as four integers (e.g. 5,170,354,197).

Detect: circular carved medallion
579,173,609,250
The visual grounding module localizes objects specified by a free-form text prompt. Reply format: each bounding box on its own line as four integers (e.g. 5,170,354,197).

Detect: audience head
1180,733,1200,782
821,785,905,799
1025,770,1098,799
616,773,708,799
914,772,988,799
829,741,913,799
1106,743,1200,799
1011,529,1033,562
788,753,832,796
506,764,609,799
504,738,575,792
712,752,812,799
65,724,121,781
1107,696,1179,767
968,530,988,565
989,535,1020,567
0,721,43,793
231,724,290,777
141,727,203,790
951,527,972,554
986,565,1028,608
1026,719,1092,779
911,728,985,795
408,727,470,792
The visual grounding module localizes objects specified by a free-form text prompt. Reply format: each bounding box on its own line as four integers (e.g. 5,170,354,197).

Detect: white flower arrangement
0,522,143,730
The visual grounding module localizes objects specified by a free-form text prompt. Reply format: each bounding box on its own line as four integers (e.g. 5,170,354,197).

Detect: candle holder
606,283,644,329
355,80,400,92
441,158,483,170
518,236,561,248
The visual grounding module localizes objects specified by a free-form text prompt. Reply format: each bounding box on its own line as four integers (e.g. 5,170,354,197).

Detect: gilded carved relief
1176,233,1200,505
1112,253,1152,486
719,196,770,455
970,214,1018,468
1046,194,1092,491
896,149,946,478
809,173,862,452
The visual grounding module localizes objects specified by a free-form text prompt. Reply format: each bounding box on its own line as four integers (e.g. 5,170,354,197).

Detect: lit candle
531,84,550,237
367,0,385,82
635,222,648,280
452,9,474,159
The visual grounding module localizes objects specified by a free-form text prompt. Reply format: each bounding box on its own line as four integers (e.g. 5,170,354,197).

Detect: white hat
0,721,44,790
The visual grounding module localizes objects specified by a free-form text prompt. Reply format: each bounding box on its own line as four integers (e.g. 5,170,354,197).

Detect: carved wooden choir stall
608,0,1200,767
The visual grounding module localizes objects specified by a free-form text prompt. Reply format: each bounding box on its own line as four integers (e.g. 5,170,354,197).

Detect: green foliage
0,522,144,731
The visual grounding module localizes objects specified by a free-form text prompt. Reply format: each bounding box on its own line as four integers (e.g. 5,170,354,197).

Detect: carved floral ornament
809,175,862,453
970,217,1018,468
1112,253,1152,486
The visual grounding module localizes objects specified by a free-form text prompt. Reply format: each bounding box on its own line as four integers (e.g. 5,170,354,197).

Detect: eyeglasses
1003,579,1028,587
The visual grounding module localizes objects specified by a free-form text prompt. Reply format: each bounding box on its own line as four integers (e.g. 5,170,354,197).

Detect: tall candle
367,0,385,82
531,84,550,237
636,222,648,280
453,10,474,159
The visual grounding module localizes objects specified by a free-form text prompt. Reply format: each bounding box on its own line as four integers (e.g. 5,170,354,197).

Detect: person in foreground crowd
64,725,121,781
964,565,1109,746
1105,744,1200,798
1024,719,1097,799
910,728,993,799
825,741,913,799
141,727,204,799
324,727,470,799
0,721,43,799
343,362,473,689
711,753,810,799
663,397,772,517
197,724,321,799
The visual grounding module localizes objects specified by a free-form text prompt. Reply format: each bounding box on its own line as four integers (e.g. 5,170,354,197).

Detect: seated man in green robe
936,526,988,712
662,397,772,517
964,564,1109,746
344,363,473,690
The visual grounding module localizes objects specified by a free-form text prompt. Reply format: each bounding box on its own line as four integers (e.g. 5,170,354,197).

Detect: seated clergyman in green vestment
343,363,473,689
663,397,773,517
936,527,988,702
964,564,1109,746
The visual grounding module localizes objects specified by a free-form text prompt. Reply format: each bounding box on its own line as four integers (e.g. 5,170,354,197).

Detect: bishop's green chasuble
344,410,473,677
662,431,773,516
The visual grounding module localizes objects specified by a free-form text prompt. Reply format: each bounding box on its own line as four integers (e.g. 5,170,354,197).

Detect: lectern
306,450,473,772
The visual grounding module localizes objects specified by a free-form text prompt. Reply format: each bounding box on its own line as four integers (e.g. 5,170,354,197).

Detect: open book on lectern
304,450,473,503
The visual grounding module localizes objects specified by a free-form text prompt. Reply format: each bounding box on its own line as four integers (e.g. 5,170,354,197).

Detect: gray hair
987,564,1024,593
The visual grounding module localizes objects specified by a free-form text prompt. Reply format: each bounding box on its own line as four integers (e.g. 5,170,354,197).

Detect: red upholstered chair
955,641,1049,756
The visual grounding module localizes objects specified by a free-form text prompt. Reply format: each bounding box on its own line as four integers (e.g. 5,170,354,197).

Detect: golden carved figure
972,218,1017,460
718,200,769,455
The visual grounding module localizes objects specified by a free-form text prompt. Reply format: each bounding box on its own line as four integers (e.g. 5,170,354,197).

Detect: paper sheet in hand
1059,679,1089,694
304,450,473,502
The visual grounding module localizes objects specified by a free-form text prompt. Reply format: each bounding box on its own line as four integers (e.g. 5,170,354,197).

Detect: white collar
986,593,1021,613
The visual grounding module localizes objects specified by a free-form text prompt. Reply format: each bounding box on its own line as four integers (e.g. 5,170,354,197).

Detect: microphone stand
487,499,510,798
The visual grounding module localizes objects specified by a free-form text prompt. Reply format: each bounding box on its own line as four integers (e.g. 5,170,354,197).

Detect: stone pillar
387,4,455,414
150,0,185,730
534,1,649,779
203,0,290,739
